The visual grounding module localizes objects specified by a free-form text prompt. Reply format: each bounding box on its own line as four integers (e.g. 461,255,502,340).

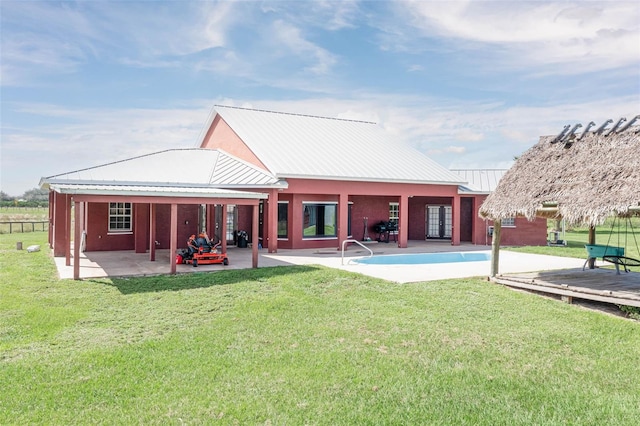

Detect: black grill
373,221,397,243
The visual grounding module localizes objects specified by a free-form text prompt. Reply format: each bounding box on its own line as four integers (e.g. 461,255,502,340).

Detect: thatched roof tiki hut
480,115,640,277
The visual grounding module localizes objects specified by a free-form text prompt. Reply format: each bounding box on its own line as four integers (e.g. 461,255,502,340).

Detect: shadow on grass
88,265,321,294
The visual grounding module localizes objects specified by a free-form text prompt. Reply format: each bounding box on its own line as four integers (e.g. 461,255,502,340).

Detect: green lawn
2,232,640,425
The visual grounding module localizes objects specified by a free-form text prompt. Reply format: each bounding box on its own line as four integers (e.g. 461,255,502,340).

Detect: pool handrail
341,239,373,265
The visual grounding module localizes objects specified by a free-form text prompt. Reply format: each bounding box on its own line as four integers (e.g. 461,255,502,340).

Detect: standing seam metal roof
451,169,507,193
40,148,280,188
213,105,466,185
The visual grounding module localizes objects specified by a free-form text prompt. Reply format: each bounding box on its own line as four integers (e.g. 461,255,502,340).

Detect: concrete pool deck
54,241,588,283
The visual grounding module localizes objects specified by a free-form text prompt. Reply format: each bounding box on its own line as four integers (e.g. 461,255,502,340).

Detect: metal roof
41,148,282,189
213,106,466,185
48,183,267,199
452,169,507,194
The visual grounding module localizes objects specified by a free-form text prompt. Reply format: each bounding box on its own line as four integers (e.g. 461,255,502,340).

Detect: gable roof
41,148,280,188
479,120,640,226
212,105,465,186
452,169,507,194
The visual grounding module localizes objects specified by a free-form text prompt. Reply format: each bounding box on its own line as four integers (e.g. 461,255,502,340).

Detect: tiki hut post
490,220,502,278
588,225,596,269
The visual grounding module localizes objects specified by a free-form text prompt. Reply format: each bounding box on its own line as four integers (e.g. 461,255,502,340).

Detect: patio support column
588,225,596,269
252,203,259,268
134,204,148,254
267,189,279,253
149,203,156,261
338,192,349,249
221,204,228,253
398,194,408,248
206,203,215,238
48,191,54,248
451,195,461,246
170,203,178,274
73,198,81,280
490,220,502,278
65,194,72,266
51,192,67,257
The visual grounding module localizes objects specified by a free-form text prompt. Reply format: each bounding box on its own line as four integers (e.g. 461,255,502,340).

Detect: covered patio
52,240,588,284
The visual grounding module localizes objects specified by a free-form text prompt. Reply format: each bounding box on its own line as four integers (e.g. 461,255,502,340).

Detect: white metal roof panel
48,183,267,199
214,106,466,185
452,169,507,193
41,149,279,188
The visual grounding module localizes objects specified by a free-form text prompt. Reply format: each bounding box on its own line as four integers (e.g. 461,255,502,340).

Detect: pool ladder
341,239,374,265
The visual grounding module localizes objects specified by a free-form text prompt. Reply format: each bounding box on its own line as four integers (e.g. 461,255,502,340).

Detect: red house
41,106,546,278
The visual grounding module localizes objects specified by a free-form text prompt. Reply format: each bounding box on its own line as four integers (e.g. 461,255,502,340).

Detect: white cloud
307,0,360,31
399,1,640,74
271,20,338,75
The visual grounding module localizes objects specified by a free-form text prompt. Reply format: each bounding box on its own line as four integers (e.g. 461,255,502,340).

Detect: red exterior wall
350,195,398,241
64,189,546,253
84,202,201,252
488,217,548,246
200,115,267,169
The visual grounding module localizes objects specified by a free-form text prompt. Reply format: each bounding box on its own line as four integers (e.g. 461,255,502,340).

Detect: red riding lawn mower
176,242,229,267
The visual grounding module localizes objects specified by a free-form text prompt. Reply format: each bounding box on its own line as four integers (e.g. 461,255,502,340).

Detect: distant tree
22,187,49,202
0,191,14,201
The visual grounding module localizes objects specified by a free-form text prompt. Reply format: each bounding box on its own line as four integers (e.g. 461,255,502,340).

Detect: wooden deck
494,268,640,308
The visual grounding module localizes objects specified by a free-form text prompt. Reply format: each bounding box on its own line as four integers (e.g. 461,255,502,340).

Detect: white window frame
108,202,133,233
302,201,338,239
278,201,289,240
502,217,516,227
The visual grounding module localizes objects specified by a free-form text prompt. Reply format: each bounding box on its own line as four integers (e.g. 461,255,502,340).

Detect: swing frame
600,216,640,274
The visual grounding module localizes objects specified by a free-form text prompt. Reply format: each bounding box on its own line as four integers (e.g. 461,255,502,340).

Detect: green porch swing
584,216,640,274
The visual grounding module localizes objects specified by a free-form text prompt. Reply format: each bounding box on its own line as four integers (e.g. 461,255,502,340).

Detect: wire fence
0,221,49,234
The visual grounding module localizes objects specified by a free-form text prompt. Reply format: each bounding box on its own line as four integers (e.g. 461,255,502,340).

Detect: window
108,202,132,232
278,202,288,239
303,202,337,238
389,202,399,229
502,217,516,227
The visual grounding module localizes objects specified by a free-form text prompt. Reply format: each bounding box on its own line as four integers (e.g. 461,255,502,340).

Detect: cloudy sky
1,0,638,196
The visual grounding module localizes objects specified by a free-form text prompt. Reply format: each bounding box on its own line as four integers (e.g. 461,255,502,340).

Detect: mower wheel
223,258,229,266
193,259,198,267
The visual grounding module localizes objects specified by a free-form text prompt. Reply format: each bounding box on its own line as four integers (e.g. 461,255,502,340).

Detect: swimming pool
353,251,491,265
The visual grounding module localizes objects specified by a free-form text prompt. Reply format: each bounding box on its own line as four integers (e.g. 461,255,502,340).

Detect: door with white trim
426,205,452,239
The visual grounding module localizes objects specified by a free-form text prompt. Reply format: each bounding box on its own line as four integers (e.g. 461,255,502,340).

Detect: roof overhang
277,173,466,186
47,183,268,200
458,185,490,195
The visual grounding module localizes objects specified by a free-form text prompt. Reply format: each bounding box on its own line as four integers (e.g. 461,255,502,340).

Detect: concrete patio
54,240,587,283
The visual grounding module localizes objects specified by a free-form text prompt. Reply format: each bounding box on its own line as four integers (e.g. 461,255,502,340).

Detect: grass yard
2,232,640,425
0,206,49,221
0,207,49,234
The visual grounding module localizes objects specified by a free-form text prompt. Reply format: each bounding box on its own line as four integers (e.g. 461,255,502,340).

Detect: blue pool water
353,251,491,265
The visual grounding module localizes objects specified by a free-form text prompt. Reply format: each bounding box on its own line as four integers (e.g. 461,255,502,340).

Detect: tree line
1,188,49,208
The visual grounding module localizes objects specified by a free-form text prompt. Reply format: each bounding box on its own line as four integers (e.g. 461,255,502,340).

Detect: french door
426,205,452,239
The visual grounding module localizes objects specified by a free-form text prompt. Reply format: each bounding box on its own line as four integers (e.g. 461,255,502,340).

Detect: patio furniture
583,244,625,274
